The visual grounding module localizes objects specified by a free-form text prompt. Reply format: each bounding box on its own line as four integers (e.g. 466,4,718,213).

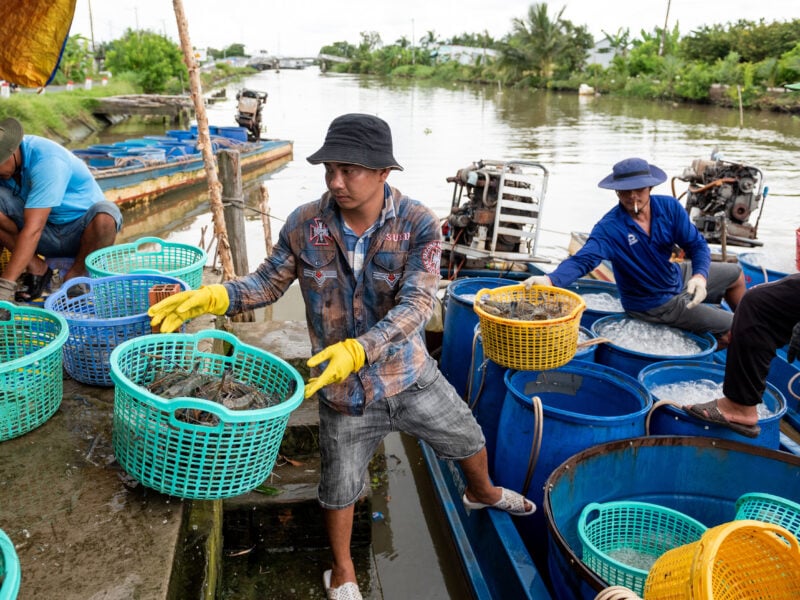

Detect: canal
88,67,800,598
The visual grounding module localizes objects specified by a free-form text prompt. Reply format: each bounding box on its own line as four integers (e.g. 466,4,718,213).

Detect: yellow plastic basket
473,284,585,370
644,520,800,600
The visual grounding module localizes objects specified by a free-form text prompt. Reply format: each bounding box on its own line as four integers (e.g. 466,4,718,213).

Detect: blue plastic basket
0,529,20,600
109,330,304,499
578,500,708,596
0,302,69,442
85,237,206,290
44,275,187,386
735,492,800,539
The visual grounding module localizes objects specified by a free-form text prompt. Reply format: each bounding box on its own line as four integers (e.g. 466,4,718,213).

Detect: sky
70,0,797,58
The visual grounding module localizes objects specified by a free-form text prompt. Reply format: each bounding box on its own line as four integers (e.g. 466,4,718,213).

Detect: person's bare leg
725,272,746,310
64,213,118,280
324,505,358,588
459,447,533,511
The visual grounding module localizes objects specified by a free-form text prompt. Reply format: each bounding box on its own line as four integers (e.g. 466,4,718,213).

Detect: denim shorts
628,261,742,336
317,357,485,509
0,190,123,257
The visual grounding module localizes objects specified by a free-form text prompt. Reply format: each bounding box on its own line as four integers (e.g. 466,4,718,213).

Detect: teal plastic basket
109,330,304,499
735,492,800,539
0,302,69,442
85,237,206,289
578,500,708,595
45,274,188,386
0,529,20,600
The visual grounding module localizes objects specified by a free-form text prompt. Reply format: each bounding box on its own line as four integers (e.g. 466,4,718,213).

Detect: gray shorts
317,357,485,509
0,190,122,257
628,261,742,336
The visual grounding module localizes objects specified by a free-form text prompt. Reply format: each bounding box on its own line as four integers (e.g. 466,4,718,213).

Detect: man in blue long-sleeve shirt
526,157,745,348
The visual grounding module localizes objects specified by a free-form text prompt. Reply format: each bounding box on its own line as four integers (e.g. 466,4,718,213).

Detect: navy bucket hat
598,157,667,191
0,117,23,164
307,113,403,171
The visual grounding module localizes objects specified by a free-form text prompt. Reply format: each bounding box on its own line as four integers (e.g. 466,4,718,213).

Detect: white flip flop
462,487,536,516
323,569,363,600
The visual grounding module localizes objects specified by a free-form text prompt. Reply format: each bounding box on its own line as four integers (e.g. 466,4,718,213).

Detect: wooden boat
73,128,293,208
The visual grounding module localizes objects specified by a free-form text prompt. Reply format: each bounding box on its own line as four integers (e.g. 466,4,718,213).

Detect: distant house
586,38,615,69
433,45,498,66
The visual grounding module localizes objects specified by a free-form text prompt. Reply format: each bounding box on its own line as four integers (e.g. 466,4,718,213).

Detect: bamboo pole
259,182,273,258
172,0,235,282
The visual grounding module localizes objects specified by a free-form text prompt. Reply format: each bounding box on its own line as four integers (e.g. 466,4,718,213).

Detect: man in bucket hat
0,117,122,302
525,157,745,348
148,113,535,599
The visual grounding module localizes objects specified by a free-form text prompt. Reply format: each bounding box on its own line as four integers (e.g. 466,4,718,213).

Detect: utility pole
412,18,415,66
659,0,671,57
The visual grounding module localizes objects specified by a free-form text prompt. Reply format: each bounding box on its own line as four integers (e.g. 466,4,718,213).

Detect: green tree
105,29,187,94
510,3,567,79
57,35,94,83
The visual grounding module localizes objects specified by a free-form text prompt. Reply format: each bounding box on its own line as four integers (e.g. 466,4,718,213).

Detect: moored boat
73,127,293,207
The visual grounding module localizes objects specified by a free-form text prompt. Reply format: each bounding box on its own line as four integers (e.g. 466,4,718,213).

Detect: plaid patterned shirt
224,184,443,415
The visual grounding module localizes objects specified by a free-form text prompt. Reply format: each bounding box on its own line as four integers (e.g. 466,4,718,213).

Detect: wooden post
172,0,235,283
219,150,254,322
259,182,273,321
259,182,272,258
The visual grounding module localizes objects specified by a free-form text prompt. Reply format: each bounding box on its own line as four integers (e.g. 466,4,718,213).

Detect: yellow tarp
0,0,77,88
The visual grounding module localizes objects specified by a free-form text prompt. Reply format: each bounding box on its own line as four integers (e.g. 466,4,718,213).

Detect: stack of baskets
0,303,69,442
578,501,707,596
734,491,800,539
85,236,206,290
0,529,20,600
109,329,304,499
473,284,585,370
44,274,187,386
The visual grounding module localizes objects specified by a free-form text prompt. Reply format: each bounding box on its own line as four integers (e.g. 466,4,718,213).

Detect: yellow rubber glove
304,339,366,399
148,284,230,333
685,275,707,309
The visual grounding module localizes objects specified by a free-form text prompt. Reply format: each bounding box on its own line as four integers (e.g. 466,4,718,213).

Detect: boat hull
96,139,293,207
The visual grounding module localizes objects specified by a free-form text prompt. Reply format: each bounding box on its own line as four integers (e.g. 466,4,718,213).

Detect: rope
521,394,543,497
788,371,800,402
593,585,644,600
646,399,685,435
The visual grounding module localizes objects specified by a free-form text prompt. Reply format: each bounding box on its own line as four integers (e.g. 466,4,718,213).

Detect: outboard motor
235,89,268,141
676,154,765,247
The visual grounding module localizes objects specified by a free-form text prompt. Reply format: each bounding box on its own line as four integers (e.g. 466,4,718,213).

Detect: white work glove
523,275,552,290
685,275,707,309
0,278,16,303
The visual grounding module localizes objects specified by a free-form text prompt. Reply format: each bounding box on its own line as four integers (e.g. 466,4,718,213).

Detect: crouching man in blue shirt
0,117,122,302
525,157,745,349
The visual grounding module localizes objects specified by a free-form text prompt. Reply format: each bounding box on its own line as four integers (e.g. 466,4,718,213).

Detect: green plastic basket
735,492,800,539
109,330,304,499
85,236,207,289
578,500,708,596
0,302,69,442
0,529,20,600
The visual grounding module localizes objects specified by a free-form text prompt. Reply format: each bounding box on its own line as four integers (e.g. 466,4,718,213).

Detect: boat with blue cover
72,125,293,207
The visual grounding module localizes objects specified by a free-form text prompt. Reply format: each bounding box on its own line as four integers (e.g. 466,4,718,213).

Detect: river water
93,68,800,598
105,66,800,273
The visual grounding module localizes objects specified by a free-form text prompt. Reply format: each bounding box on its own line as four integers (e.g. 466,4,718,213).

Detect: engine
678,157,764,246
442,159,547,268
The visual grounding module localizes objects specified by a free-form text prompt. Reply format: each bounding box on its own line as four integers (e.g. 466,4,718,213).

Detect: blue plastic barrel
566,278,623,328
466,324,508,460
218,126,249,142
738,252,790,288
441,277,510,398
544,436,800,600
639,360,785,448
492,363,651,549
591,314,717,378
